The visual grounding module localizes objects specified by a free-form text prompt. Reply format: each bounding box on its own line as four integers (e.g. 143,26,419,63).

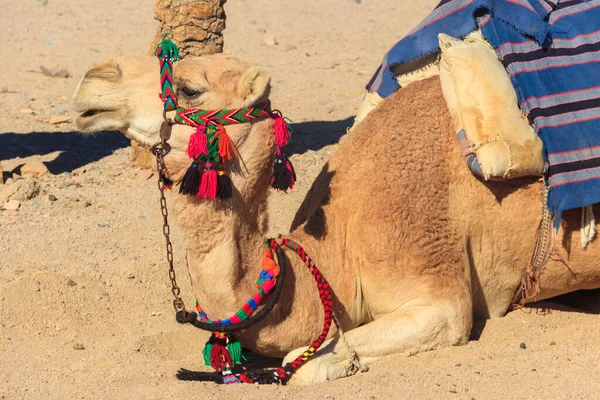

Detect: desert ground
1,0,599,399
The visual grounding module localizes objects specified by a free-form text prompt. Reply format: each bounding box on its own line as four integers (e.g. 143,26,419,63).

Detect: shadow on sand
0,117,352,179
1,130,130,177
286,117,353,156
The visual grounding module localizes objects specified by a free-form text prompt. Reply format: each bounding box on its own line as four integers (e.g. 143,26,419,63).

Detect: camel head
70,54,272,149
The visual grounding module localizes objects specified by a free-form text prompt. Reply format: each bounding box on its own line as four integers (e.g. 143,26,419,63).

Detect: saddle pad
438,32,544,180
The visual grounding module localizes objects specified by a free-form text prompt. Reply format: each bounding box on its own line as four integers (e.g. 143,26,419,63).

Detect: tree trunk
130,0,227,170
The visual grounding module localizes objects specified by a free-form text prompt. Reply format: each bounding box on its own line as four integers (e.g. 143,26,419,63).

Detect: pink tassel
273,113,291,147
198,162,218,199
186,127,208,159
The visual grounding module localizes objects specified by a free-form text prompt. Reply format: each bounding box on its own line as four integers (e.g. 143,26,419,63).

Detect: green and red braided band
173,102,272,128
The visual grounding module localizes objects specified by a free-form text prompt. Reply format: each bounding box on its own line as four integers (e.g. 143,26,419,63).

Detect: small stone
284,44,297,51
550,341,557,346
72,343,85,350
40,65,70,78
48,194,57,202
21,162,50,178
84,201,92,207
127,274,135,279
20,108,34,114
10,179,41,201
48,115,72,125
72,167,87,176
52,108,67,114
67,279,78,287
139,170,154,181
520,342,527,349
98,223,109,228
151,312,161,317
4,200,20,210
264,34,278,46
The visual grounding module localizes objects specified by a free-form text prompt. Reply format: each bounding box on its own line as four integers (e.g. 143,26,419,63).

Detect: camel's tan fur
70,54,600,384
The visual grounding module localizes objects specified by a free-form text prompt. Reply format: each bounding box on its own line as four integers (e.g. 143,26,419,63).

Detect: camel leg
284,303,471,385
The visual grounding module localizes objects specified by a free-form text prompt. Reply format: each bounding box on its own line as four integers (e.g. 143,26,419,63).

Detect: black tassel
271,153,295,191
179,162,203,196
217,171,233,200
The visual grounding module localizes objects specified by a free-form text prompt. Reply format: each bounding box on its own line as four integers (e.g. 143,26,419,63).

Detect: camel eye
179,86,204,99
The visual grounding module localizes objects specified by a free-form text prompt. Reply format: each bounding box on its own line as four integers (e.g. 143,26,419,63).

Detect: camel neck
168,118,276,320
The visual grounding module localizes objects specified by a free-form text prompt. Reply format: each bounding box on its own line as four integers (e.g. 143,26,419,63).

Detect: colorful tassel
203,336,214,366
209,334,233,372
186,126,208,159
198,162,218,199
179,161,202,196
271,153,296,191
154,34,181,61
226,338,244,367
213,126,238,161
272,111,292,147
217,170,233,200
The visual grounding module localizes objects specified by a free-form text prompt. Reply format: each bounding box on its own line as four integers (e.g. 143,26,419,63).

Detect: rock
550,341,557,346
20,108,34,114
139,170,154,181
39,65,70,78
52,107,67,114
67,279,78,287
48,194,57,202
10,179,41,201
21,162,50,178
72,167,87,176
520,342,527,349
264,34,278,46
48,115,72,125
3,200,20,210
0,183,19,204
72,343,85,350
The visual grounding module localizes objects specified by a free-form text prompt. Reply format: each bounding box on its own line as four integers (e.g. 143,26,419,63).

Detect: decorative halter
155,36,296,199
151,36,347,385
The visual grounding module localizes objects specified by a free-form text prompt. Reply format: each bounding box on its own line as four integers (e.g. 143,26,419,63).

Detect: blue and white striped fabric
367,0,600,227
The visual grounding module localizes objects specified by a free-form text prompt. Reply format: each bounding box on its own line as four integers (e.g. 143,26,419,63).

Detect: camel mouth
80,109,105,118
74,108,125,132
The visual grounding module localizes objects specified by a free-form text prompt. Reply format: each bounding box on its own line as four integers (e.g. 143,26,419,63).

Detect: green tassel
154,33,181,61
226,338,244,366
202,342,213,366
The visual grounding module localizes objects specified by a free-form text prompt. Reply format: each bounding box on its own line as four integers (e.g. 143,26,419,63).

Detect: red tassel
273,112,291,147
186,126,208,159
210,342,232,372
198,162,218,199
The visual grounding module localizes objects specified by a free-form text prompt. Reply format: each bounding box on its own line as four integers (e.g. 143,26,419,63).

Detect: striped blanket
367,0,600,227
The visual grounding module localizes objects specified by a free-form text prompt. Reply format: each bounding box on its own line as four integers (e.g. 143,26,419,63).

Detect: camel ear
237,67,271,104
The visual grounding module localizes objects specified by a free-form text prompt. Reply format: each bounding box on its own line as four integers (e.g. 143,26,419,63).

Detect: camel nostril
84,64,122,81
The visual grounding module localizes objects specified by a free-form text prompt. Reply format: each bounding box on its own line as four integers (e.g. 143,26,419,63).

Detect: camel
70,54,600,384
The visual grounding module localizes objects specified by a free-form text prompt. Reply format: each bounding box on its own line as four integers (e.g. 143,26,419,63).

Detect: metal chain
150,135,186,313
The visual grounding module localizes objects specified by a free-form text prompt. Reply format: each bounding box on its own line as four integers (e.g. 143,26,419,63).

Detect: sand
1,0,599,399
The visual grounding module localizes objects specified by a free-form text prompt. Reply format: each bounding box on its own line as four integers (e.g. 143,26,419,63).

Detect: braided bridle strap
265,238,336,384
173,102,272,128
